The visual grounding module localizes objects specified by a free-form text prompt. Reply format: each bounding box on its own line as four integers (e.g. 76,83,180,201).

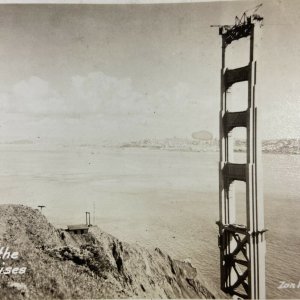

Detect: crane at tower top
210,4,263,46
210,3,263,29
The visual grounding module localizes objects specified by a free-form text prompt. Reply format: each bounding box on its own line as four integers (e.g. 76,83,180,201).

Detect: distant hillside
235,138,300,155
0,205,216,299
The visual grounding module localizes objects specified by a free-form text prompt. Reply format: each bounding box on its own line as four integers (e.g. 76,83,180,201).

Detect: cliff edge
0,205,215,299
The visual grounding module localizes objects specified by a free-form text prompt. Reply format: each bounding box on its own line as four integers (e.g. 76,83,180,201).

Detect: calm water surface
0,146,299,299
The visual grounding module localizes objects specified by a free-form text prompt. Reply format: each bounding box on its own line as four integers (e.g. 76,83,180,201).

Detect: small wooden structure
66,224,89,234
85,211,91,227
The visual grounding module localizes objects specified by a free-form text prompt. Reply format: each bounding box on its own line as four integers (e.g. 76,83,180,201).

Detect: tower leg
217,15,266,299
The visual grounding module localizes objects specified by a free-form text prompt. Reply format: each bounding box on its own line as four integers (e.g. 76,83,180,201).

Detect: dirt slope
0,204,216,299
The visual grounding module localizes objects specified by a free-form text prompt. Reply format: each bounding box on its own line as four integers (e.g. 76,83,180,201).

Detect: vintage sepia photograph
0,0,299,299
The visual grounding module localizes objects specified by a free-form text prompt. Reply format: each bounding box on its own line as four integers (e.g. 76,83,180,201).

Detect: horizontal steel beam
224,65,250,90
223,110,248,134
222,163,246,183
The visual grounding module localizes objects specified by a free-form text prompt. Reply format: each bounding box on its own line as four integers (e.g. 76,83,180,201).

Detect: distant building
192,131,213,145
66,224,89,234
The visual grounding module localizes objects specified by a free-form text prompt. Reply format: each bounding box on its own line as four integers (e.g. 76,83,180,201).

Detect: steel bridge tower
217,14,266,299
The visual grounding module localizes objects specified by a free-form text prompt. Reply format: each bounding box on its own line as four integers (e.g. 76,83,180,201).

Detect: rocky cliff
0,205,215,299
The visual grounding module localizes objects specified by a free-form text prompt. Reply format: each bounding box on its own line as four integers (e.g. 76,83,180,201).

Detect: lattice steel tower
217,13,266,299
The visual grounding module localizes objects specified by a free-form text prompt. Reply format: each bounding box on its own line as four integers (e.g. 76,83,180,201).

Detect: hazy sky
0,0,299,143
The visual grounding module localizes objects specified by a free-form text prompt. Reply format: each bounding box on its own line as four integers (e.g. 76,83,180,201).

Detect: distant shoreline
0,138,299,155
118,144,300,155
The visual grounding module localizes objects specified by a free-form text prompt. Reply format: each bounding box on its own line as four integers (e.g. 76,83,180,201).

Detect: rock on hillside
0,205,215,299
